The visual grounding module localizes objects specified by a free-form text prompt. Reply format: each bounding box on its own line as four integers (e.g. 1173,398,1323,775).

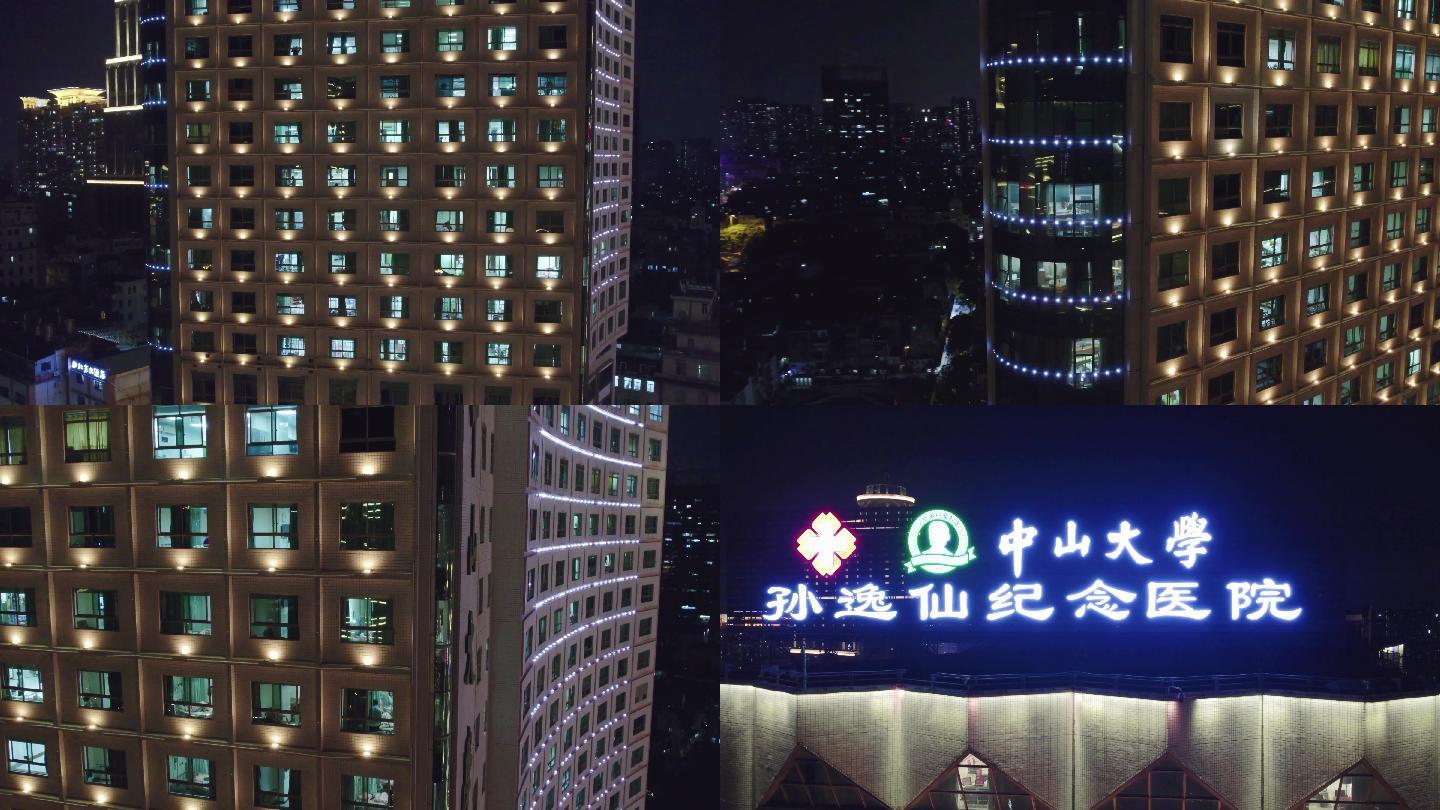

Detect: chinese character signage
763,509,1302,626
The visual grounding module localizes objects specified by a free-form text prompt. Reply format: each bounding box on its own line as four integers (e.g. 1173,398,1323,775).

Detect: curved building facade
982,0,1131,404
722,681,1433,809
985,0,1440,405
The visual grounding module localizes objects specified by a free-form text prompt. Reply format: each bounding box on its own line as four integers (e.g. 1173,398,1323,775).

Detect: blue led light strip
991,281,1125,306
985,53,1127,69
987,210,1127,228
988,136,1125,148
991,348,1125,380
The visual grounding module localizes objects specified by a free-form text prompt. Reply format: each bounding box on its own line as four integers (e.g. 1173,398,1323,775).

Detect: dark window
1161,15,1194,63
1255,356,1282,391
1262,169,1291,203
1158,178,1190,217
1158,102,1191,141
1213,104,1243,139
1356,105,1378,135
1211,242,1241,279
230,164,255,187
74,589,118,631
82,746,126,787
339,502,396,550
229,121,255,144
68,506,115,548
537,25,567,49
1208,371,1236,405
1157,251,1189,291
338,407,396,453
1304,338,1328,372
1210,308,1238,346
159,592,212,635
1156,322,1188,362
1264,104,1293,138
1216,22,1246,67
1213,173,1241,209
250,595,299,640
1314,105,1339,137
0,508,31,548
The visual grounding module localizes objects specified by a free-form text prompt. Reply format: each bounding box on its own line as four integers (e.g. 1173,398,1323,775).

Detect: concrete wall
721,684,1440,810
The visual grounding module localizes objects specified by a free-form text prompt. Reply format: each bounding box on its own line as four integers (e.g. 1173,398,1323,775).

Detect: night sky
0,1,112,171
639,0,982,141
0,1,981,168
717,407,1440,677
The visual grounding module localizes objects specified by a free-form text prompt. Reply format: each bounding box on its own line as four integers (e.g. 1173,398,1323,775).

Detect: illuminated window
160,592,212,636
0,589,34,626
435,297,464,320
243,406,298,457
163,674,214,717
7,740,46,777
437,29,465,52
252,682,301,726
487,26,518,51
1306,282,1330,315
486,343,512,366
1315,35,1341,73
485,254,512,277
82,746,126,788
538,73,567,95
343,775,395,810
487,119,516,142
157,505,209,548
273,122,301,144
486,164,517,188
1255,356,1282,391
380,338,408,362
331,338,357,358
73,589,118,631
537,255,563,279
3,665,42,703
1261,233,1296,268
256,765,301,809
538,165,566,188
249,504,297,549
380,30,409,53
486,299,512,322
1395,44,1416,79
250,594,298,639
1307,225,1335,257
1266,29,1294,70
341,689,395,735
167,755,214,799
63,409,109,461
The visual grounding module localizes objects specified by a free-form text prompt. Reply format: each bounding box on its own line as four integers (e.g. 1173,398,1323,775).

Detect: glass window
167,754,214,799
157,505,209,549
252,681,301,726
343,775,395,810
74,589,118,631
249,504,297,549
68,505,115,548
82,746,126,787
341,597,393,644
160,592,212,635
340,688,395,734
340,502,395,551
3,665,42,703
487,26,518,51
0,589,35,627
246,406,299,456
250,594,299,639
64,410,110,463
7,740,46,776
78,670,121,710
256,765,301,809
164,674,214,717
0,416,25,466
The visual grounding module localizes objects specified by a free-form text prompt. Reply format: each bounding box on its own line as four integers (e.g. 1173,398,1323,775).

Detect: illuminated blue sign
69,359,108,382
762,510,1302,625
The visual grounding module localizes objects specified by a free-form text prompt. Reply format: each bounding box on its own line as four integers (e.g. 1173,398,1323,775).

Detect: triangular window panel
759,745,888,809
1095,753,1234,810
1296,760,1408,809
906,749,1055,810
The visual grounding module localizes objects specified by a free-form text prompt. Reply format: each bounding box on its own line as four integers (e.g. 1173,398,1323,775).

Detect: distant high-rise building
953,96,980,157
657,284,721,404
0,403,668,810
16,89,107,218
820,66,891,202
162,0,638,406
719,99,817,186
0,202,42,290
102,0,146,179
982,0,1440,404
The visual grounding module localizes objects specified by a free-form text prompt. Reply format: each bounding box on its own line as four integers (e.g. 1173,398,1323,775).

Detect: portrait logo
906,509,976,575
796,512,858,577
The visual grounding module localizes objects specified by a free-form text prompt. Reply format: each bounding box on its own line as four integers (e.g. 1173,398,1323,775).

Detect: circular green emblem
905,509,976,575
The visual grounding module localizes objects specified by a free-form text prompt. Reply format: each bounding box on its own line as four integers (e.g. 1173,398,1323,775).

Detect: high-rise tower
983,0,1440,405
163,0,637,406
